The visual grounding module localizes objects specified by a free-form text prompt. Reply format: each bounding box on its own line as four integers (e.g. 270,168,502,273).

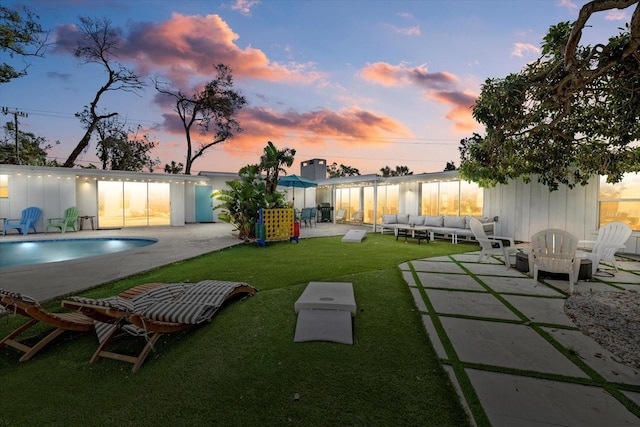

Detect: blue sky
0,0,632,175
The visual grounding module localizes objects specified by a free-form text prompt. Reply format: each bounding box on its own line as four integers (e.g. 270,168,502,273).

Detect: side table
78,215,96,231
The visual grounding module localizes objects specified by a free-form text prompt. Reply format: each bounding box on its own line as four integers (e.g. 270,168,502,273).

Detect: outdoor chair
62,280,257,372
577,222,632,276
46,206,80,234
469,218,517,268
3,206,42,236
529,228,581,293
300,207,314,227
0,288,94,362
350,210,364,224
335,209,347,223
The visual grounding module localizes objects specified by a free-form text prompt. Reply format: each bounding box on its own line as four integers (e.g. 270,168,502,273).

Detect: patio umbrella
278,174,317,205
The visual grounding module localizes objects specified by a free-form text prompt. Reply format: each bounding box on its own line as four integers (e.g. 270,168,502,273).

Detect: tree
164,161,184,174
327,162,361,178
379,165,413,177
95,117,159,171
260,141,296,194
154,64,247,174
444,161,457,171
459,0,640,190
0,5,48,84
63,17,145,168
0,123,59,166
213,142,291,240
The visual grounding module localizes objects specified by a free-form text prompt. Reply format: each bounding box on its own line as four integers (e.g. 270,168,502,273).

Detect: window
599,173,640,231
0,174,8,198
420,180,483,216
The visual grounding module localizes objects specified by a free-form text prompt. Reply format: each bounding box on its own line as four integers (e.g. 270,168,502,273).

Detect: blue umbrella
278,174,317,204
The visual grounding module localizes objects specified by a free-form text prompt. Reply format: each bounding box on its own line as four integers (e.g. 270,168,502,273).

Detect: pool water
0,238,157,268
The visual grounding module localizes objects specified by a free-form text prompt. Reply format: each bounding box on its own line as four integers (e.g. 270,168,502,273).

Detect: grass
0,233,476,426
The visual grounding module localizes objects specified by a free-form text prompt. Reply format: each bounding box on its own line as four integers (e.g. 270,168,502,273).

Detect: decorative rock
565,291,640,369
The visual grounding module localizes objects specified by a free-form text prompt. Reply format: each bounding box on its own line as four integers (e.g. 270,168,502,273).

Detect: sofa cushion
381,214,397,224
465,216,492,229
423,215,443,227
408,215,424,226
443,216,466,229
396,214,410,224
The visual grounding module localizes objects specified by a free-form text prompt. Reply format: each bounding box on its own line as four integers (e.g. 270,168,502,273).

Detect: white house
1,162,638,254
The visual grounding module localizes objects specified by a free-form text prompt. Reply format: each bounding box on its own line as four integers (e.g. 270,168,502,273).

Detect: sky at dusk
0,0,633,175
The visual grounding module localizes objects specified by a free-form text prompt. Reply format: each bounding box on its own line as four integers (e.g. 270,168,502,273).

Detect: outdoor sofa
379,214,495,244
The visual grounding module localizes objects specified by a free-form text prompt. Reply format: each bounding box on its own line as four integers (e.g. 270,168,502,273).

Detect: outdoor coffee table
394,224,431,244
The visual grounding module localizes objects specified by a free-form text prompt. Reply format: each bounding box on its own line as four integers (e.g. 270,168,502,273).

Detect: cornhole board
294,282,356,344
342,229,367,243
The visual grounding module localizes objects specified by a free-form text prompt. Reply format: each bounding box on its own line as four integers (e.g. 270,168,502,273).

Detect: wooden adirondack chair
46,207,80,233
2,206,42,236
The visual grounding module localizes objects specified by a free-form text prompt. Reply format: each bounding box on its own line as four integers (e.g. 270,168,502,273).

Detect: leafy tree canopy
379,165,413,177
0,123,59,166
327,162,361,178
0,5,47,84
95,117,159,172
459,0,640,191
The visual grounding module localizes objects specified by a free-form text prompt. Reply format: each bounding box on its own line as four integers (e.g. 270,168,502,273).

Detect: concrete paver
403,254,640,426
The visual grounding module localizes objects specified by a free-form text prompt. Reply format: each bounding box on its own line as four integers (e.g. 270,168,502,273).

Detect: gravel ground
565,291,640,369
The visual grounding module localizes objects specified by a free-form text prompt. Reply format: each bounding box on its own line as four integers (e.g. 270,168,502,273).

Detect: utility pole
1,107,28,164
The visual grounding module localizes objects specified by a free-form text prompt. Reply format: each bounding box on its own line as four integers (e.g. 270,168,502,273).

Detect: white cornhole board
342,229,367,243
294,282,356,344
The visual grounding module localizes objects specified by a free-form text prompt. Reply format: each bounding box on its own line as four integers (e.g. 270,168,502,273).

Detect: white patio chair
335,209,347,223
577,222,632,276
529,228,580,293
470,218,517,268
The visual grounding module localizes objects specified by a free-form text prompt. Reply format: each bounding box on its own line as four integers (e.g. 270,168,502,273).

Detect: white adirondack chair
469,218,517,268
577,222,632,275
529,228,580,293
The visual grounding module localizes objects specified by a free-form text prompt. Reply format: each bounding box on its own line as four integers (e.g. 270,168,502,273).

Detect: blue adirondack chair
3,207,42,236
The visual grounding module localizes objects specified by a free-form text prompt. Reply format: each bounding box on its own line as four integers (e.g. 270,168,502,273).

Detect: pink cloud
427,91,480,132
511,42,541,58
156,105,412,158
52,13,325,87
360,62,458,89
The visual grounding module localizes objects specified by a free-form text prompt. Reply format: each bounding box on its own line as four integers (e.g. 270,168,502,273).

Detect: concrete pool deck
0,222,364,301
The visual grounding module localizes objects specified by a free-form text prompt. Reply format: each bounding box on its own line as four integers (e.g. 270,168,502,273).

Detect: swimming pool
0,238,157,268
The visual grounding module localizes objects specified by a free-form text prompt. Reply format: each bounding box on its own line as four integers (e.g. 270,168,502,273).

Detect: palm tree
259,141,296,195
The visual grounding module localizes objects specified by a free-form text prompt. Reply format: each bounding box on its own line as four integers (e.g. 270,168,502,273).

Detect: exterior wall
485,176,638,253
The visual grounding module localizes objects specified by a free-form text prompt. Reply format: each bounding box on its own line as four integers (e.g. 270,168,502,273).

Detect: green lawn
0,233,476,426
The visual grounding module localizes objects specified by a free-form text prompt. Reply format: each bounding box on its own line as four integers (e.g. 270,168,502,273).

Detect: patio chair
529,228,581,293
577,222,632,276
300,207,314,227
62,280,257,372
3,206,42,236
470,218,517,268
0,288,94,362
335,209,347,223
46,206,80,234
350,210,364,224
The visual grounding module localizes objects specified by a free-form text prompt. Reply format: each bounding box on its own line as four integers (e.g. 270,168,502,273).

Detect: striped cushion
70,296,135,312
138,280,250,324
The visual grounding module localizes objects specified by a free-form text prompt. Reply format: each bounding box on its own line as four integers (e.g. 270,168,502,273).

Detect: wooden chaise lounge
0,284,166,362
62,280,257,373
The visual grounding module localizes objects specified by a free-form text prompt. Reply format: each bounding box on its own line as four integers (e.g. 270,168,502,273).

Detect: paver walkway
401,252,640,426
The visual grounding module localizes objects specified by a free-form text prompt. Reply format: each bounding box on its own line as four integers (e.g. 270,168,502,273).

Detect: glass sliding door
97,181,170,228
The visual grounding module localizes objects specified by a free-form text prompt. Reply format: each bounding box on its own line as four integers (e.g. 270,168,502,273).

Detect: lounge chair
0,288,94,362
62,280,257,372
350,210,364,224
46,206,80,233
335,209,347,223
3,206,42,236
470,218,517,268
577,222,632,276
529,228,581,293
